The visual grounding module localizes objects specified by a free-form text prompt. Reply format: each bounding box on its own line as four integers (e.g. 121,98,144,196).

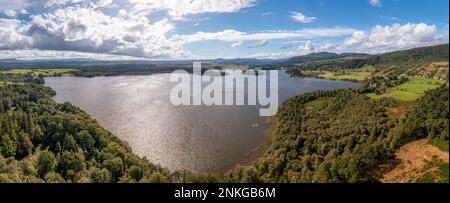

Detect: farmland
367,77,446,101
0,68,76,77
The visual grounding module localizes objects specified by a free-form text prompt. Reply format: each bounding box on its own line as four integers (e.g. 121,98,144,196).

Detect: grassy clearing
0,68,76,77
367,77,446,101
305,97,331,111
317,65,375,81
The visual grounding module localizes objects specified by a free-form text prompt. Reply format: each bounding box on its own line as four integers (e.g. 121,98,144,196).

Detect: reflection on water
45,71,360,172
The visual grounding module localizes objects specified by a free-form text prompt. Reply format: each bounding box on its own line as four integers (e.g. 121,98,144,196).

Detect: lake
45,71,361,172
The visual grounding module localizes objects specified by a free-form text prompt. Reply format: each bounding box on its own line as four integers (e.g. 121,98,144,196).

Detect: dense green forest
227,86,448,183
228,90,395,182
388,86,449,151
366,44,449,66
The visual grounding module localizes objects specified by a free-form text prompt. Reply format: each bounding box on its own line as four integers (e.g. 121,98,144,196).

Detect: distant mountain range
0,44,448,68
282,52,370,64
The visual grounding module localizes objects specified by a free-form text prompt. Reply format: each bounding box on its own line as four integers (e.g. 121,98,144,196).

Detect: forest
227,86,448,183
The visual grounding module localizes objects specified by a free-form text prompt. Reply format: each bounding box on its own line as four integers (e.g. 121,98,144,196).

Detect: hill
284,44,449,80
368,44,449,79
284,52,370,65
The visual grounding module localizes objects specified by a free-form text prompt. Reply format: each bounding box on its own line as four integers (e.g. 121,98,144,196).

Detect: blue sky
0,0,448,60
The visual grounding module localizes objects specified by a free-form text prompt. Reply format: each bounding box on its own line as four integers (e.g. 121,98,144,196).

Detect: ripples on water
45,71,361,172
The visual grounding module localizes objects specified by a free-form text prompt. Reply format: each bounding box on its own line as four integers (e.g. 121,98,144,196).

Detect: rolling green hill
286,44,449,80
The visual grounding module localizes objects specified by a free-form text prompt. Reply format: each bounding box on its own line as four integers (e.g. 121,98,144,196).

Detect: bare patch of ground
380,139,449,183
385,101,416,120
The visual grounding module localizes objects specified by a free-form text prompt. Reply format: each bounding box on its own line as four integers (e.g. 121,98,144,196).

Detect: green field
367,77,446,101
0,68,76,77
318,65,375,81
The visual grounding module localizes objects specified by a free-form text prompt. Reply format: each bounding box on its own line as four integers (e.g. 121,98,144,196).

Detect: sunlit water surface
45,71,360,172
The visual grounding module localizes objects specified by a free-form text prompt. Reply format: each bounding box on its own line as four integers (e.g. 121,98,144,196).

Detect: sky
0,0,448,60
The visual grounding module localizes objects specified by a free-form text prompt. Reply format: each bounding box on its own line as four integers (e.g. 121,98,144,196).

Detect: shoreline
230,115,278,171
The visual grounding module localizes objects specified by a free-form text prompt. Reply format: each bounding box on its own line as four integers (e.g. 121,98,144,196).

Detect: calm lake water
45,71,360,172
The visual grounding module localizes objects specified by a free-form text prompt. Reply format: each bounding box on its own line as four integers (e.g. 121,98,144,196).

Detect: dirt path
380,139,449,183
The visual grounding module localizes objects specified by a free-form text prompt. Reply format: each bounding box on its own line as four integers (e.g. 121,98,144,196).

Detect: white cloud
320,42,335,50
45,0,86,8
261,12,274,16
290,11,317,23
241,41,336,59
172,28,357,44
45,0,115,9
340,23,442,53
0,18,32,49
248,39,269,48
297,41,315,53
231,40,243,48
370,0,382,7
0,0,258,59
296,41,336,55
0,6,190,59
127,0,256,20
240,51,298,59
4,10,17,17
342,31,365,47
0,49,148,60
0,0,32,17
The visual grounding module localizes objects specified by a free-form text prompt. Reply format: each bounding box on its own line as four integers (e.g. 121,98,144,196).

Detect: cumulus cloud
342,31,365,47
370,0,382,7
0,18,32,50
248,40,269,48
297,41,337,54
0,0,260,59
290,11,317,23
0,6,190,59
340,23,442,53
297,41,316,53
